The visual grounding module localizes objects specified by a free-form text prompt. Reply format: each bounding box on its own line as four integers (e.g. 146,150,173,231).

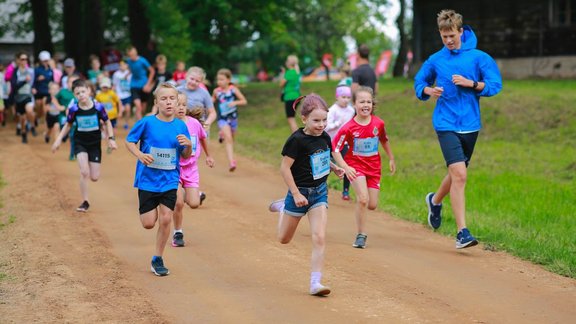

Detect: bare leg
448,162,467,231
277,211,302,244
221,125,235,166
350,176,369,234
307,206,327,273
173,185,185,230
76,153,90,202
133,98,143,120
155,204,173,256
287,117,298,133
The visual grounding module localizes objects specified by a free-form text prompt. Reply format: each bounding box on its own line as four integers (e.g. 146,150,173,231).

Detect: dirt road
0,124,574,323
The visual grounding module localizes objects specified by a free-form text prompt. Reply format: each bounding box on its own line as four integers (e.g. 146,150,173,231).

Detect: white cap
39,51,51,61
100,77,112,88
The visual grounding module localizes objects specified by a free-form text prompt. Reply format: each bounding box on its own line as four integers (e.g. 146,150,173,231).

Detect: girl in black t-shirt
268,94,344,297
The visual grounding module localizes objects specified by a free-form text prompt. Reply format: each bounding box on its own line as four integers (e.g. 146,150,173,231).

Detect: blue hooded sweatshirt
414,25,502,132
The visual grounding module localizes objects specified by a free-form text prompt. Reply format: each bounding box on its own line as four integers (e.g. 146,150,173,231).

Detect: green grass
231,79,576,278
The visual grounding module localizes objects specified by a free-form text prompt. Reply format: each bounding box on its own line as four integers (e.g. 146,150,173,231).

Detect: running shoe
16,127,21,136
309,284,331,296
151,256,170,276
44,135,50,143
199,192,206,205
30,127,37,137
426,192,443,230
172,232,185,247
76,200,90,212
268,199,285,213
21,133,27,143
218,131,223,144
342,190,350,201
123,123,129,130
352,233,367,249
229,160,237,172
456,228,478,249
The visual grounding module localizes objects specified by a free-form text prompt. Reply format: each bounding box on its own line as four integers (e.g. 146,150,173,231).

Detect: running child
212,68,247,171
112,60,132,130
176,66,216,130
268,94,344,296
172,61,187,85
332,86,396,249
44,82,65,143
172,94,215,247
51,79,118,212
325,85,355,200
125,82,192,276
95,77,122,128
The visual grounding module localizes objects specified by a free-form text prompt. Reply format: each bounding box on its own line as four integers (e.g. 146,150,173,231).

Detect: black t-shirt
154,69,172,88
352,64,377,93
67,101,109,146
281,128,332,188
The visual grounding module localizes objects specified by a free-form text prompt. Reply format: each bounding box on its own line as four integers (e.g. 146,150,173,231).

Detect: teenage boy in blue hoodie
414,9,502,249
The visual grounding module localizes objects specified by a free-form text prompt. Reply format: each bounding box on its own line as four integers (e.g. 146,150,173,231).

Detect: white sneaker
310,284,331,296
268,199,285,213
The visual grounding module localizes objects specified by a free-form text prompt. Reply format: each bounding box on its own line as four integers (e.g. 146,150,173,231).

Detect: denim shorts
283,182,328,217
436,131,479,167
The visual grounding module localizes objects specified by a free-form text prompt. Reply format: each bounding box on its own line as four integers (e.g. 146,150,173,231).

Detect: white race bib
353,137,379,157
76,115,100,132
191,135,197,155
149,147,178,170
310,150,330,180
103,102,114,112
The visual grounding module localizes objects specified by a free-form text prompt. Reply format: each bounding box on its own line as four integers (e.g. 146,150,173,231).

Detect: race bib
310,150,330,180
353,137,379,157
191,135,197,155
219,101,236,117
104,102,114,112
76,115,100,132
149,147,177,170
120,79,130,92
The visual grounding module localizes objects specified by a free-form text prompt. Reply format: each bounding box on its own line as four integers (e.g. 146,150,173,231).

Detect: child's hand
389,160,396,175
292,192,308,207
333,166,345,179
108,139,118,151
138,153,154,165
344,165,357,181
206,156,215,168
51,140,61,153
177,134,191,147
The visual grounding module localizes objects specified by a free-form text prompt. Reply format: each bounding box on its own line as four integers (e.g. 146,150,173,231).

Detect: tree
392,0,409,77
30,0,54,56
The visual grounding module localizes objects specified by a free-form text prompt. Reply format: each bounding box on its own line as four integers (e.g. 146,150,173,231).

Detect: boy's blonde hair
186,66,206,80
156,54,167,65
437,9,463,31
153,82,178,100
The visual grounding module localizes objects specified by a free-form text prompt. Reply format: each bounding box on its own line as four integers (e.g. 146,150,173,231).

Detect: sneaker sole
150,266,170,276
310,287,331,296
76,208,88,212
426,193,440,230
171,241,185,247
456,239,479,249
352,243,366,249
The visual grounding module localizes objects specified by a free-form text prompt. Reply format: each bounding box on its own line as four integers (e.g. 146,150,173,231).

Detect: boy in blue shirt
414,9,502,249
125,82,192,276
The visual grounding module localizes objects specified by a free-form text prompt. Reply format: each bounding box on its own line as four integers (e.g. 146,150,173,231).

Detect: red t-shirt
173,71,187,82
332,116,388,178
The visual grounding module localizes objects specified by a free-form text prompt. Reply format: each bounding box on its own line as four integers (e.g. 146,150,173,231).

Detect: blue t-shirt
126,56,151,89
126,115,190,192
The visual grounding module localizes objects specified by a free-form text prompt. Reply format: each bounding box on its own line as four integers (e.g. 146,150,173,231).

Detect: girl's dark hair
293,93,328,117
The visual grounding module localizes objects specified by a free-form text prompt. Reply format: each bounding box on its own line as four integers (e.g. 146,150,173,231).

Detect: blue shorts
121,97,132,106
217,112,238,132
436,131,479,167
283,182,328,217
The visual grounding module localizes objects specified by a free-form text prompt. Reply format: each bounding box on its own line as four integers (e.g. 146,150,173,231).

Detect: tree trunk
30,0,54,57
85,0,104,61
63,0,82,64
393,0,408,78
127,0,151,54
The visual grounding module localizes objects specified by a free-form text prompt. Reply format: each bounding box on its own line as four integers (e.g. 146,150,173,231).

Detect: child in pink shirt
172,92,215,247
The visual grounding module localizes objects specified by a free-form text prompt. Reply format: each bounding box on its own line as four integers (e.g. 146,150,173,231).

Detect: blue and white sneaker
456,228,478,249
151,256,170,276
426,192,442,230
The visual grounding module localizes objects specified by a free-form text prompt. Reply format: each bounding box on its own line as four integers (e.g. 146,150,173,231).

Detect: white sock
310,271,322,287
174,229,183,234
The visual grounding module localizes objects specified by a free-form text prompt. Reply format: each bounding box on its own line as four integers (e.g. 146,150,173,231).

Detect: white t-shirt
112,69,132,100
326,103,355,139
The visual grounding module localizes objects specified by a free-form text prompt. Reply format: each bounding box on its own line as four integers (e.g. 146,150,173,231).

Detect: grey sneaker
352,233,367,249
172,232,185,247
151,256,170,276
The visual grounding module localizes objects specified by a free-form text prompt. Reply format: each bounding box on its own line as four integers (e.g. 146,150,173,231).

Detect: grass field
229,79,576,278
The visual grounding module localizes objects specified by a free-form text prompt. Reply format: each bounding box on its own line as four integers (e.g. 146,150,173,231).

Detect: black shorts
284,99,297,118
138,189,177,214
436,131,479,167
46,113,60,129
74,142,102,163
34,93,49,100
131,88,148,102
15,97,33,115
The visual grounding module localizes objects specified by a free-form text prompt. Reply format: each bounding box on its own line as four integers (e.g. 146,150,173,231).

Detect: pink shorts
179,163,199,188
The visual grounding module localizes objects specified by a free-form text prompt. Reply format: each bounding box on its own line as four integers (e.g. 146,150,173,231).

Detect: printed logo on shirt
310,149,330,180
148,147,177,170
76,115,100,132
373,127,379,136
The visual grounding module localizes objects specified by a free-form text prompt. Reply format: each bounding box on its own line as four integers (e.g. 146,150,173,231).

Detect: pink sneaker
229,160,237,172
